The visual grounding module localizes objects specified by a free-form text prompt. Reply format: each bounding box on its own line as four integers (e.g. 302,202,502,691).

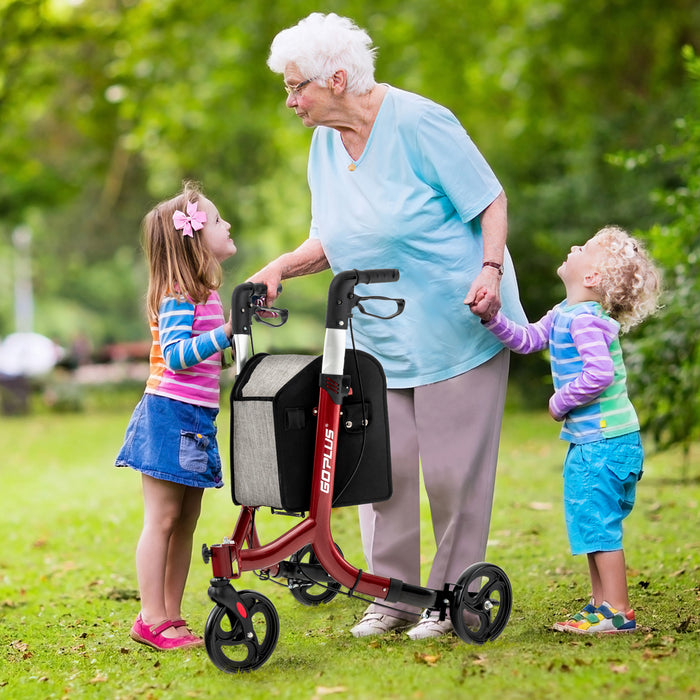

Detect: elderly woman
251,13,526,639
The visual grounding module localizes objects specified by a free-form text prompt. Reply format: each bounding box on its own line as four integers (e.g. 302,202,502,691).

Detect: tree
620,46,700,467
0,0,698,369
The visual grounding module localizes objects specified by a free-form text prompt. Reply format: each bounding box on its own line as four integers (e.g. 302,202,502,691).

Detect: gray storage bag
230,350,392,512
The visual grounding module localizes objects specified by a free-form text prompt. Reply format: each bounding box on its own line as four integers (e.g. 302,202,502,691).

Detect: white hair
267,13,377,95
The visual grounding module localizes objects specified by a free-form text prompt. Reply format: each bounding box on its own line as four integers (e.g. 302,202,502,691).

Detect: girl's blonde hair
592,225,661,333
143,181,222,320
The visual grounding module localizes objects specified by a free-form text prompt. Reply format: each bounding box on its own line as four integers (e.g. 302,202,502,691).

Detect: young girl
470,226,660,634
115,182,237,650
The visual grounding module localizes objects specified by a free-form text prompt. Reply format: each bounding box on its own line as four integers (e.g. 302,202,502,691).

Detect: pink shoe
171,618,204,646
130,614,203,650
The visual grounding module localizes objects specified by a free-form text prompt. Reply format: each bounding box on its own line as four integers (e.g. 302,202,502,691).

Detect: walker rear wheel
204,589,279,673
450,562,512,644
287,544,342,606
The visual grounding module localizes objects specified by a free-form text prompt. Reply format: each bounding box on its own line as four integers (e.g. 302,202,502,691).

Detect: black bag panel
284,407,307,430
341,401,371,433
230,350,392,510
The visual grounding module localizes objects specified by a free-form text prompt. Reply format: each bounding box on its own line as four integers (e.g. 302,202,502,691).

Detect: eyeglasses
283,77,316,96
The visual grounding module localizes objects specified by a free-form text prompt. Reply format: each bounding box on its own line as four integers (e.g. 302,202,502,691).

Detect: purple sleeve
548,315,616,420
483,309,554,354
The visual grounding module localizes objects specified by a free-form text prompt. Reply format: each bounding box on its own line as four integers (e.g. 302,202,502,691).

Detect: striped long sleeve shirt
484,301,639,443
145,291,230,409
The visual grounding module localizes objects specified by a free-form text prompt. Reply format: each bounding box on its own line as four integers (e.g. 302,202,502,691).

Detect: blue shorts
563,432,643,556
115,393,224,489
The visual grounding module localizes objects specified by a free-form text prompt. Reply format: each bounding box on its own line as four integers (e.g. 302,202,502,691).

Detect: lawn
0,387,698,699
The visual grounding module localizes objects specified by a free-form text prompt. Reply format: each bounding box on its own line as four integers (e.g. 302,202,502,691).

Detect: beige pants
359,349,510,619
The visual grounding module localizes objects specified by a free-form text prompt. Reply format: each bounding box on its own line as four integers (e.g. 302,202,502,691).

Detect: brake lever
253,306,289,327
355,296,405,320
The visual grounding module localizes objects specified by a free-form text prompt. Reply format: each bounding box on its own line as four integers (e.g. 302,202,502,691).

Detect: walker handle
356,268,400,285
325,269,400,329
231,282,269,335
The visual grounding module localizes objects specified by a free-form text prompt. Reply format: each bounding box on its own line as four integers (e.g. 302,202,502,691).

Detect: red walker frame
202,269,512,673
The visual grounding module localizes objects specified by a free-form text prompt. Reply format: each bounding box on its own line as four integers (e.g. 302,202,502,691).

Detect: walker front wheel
204,589,279,673
450,562,512,644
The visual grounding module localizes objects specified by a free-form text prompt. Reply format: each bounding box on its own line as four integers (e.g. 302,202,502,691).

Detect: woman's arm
464,190,507,320
248,238,329,302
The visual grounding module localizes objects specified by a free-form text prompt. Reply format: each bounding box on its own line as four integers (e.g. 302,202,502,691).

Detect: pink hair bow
172,201,207,237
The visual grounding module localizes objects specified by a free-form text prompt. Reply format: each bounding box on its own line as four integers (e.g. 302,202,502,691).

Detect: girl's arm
548,315,616,420
159,296,230,371
482,309,554,354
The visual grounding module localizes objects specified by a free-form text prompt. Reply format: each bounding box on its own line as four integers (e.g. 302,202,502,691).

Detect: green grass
1,392,698,699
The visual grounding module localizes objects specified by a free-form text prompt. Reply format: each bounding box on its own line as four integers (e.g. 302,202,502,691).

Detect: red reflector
236,601,247,618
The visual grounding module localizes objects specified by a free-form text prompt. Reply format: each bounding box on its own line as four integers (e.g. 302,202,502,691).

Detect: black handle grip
326,269,400,329
355,268,400,285
231,282,268,335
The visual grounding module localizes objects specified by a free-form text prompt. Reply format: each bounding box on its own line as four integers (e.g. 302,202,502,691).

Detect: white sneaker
350,612,412,638
406,616,454,640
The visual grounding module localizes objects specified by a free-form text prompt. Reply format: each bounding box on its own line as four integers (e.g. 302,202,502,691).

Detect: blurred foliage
0,0,699,453
620,46,700,463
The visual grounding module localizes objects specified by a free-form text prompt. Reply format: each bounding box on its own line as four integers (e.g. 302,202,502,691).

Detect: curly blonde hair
591,226,661,333
142,181,222,321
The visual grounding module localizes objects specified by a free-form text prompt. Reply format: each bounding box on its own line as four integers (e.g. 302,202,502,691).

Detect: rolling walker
201,269,513,673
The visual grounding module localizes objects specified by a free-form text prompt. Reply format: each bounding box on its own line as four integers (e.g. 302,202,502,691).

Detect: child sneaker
552,600,597,632
566,602,636,634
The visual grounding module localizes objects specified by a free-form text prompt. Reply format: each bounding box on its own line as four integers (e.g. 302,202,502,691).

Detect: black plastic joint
320,374,350,404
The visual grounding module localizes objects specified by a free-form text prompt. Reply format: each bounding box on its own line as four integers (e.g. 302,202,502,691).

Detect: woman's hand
465,266,502,321
248,239,330,303
248,261,284,303
466,190,507,321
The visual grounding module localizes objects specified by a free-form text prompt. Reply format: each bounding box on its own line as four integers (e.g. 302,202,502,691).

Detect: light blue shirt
308,86,526,388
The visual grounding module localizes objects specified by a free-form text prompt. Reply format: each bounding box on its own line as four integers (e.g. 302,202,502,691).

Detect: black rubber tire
449,562,512,644
287,543,342,606
204,589,280,673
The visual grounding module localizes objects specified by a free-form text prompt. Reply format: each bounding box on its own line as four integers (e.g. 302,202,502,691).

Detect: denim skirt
115,393,224,488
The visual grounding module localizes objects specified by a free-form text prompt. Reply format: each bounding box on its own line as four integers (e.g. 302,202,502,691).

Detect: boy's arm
482,309,554,354
548,315,616,420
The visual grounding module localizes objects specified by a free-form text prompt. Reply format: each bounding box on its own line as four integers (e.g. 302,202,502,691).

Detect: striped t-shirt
484,301,639,443
145,291,230,409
